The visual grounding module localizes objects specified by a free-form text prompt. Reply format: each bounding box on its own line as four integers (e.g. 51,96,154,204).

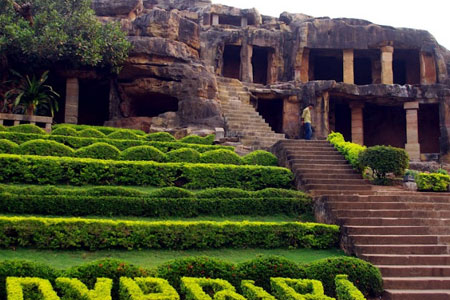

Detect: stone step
363,254,450,265
329,202,450,210
378,265,450,277
287,153,344,160
306,183,371,191
279,140,331,145
281,146,335,151
311,190,375,196
383,277,450,290
340,217,450,226
285,150,339,156
383,289,450,300
300,174,362,180
335,209,450,218
305,179,367,185
345,226,431,235
326,195,450,204
354,244,449,255
349,234,441,245
229,131,281,138
294,168,357,175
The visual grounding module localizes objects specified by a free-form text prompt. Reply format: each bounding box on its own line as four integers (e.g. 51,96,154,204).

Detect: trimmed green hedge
0,154,293,189
335,274,366,300
241,280,276,300
6,277,60,300
327,132,365,171
52,124,146,136
270,277,333,300
180,134,215,145
17,139,75,157
119,146,167,162
166,148,201,163
0,124,6,131
0,216,339,250
51,126,79,136
0,139,18,154
416,173,450,192
75,143,121,160
146,132,177,142
55,277,113,300
201,150,243,165
358,145,409,181
181,277,244,300
242,151,278,166
8,124,46,134
78,128,107,138
107,130,141,140
120,277,180,300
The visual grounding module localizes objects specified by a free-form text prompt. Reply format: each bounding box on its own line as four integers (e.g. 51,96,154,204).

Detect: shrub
157,257,237,291
201,150,242,165
148,187,195,198
75,143,121,160
243,151,278,166
84,186,145,197
78,128,106,138
358,145,409,183
237,256,306,292
55,277,113,300
196,188,251,199
180,277,241,300
52,124,146,136
254,188,307,199
241,280,276,300
304,257,383,298
147,132,177,142
335,274,366,300
6,277,60,300
0,124,6,131
120,146,167,162
270,278,333,300
327,132,366,171
119,277,180,300
8,124,47,134
416,173,450,192
180,135,215,145
107,130,141,140
166,148,201,163
51,126,79,137
16,139,74,157
63,259,150,299
0,139,18,154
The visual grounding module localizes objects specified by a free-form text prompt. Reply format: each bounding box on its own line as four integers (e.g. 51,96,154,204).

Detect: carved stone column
312,92,329,139
211,14,219,26
300,48,310,83
282,96,300,138
241,17,248,27
343,49,354,84
349,102,364,145
240,44,253,83
65,78,79,124
380,46,394,84
420,52,437,84
404,101,421,161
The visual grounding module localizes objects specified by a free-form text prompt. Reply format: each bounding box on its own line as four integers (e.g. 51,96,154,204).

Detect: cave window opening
393,49,420,85
310,49,343,82
223,45,241,80
256,98,283,133
218,15,242,26
252,46,271,85
129,92,179,117
78,79,110,125
418,103,440,154
329,97,351,141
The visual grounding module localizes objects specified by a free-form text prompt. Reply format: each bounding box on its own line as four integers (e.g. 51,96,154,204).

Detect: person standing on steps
301,103,314,140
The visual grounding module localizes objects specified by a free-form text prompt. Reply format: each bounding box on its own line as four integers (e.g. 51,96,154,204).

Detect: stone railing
0,113,52,132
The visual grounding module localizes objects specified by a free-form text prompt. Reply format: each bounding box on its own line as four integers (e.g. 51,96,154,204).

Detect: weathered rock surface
92,0,142,16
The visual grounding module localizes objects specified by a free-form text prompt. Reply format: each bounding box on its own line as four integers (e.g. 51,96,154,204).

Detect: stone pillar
282,96,300,138
380,46,394,84
241,17,248,27
420,52,437,84
312,92,329,139
65,78,79,124
212,14,219,26
404,101,421,160
439,95,450,163
240,44,253,83
343,49,354,84
349,102,364,145
300,48,309,82
371,58,382,84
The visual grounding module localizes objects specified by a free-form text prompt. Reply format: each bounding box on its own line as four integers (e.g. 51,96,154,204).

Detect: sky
211,0,450,50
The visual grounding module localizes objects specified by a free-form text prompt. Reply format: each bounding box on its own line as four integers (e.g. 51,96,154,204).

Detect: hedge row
270,277,334,300
416,172,450,192
52,124,146,136
0,155,293,189
335,275,366,300
0,216,339,250
0,132,231,152
0,256,382,298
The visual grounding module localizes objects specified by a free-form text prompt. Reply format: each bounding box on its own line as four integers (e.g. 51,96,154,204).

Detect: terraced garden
0,124,383,299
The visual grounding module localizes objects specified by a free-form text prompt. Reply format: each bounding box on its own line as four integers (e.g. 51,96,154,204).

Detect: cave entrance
419,103,440,154
354,50,378,85
46,74,67,124
393,49,420,85
310,49,343,82
252,46,272,85
129,92,179,117
78,79,110,125
218,15,242,26
329,97,352,142
256,98,283,133
363,103,406,148
223,45,241,80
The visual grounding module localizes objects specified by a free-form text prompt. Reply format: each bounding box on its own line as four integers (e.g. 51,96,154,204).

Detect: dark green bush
237,256,306,292
107,130,141,140
63,259,150,299
416,173,450,192
51,126,79,137
78,128,106,138
0,139,18,154
148,187,195,198
0,125,6,131
157,257,238,291
146,132,177,142
16,139,74,157
305,257,383,298
243,151,278,166
75,143,120,160
358,145,409,183
8,124,47,135
119,146,167,162
201,150,243,165
84,186,145,197
180,134,215,145
166,148,201,163
196,188,251,199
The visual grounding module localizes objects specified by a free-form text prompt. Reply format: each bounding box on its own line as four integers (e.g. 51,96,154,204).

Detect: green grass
0,248,346,269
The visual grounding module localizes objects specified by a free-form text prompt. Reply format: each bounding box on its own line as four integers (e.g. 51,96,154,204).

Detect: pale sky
211,0,450,50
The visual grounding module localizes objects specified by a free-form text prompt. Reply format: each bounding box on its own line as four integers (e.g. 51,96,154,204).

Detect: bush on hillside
201,149,242,165
78,128,106,138
16,139,74,157
51,126,79,137
243,151,278,166
119,146,167,162
180,134,215,145
107,130,141,140
8,124,46,135
335,274,366,300
74,143,120,160
146,132,177,142
166,148,201,163
416,173,450,192
0,139,18,154
148,187,195,198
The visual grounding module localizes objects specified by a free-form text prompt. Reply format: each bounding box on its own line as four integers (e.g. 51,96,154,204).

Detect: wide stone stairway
272,139,450,300
216,76,285,149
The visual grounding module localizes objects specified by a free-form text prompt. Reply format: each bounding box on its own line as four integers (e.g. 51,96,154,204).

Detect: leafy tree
0,0,131,73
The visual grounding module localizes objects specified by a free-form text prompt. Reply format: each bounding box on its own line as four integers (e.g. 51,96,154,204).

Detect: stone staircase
272,139,450,300
216,76,285,149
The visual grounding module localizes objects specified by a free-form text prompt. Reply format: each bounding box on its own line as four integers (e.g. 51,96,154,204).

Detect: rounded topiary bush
304,257,383,298
119,145,167,162
156,256,237,291
180,134,215,145
166,148,201,163
196,187,251,199
237,256,306,292
17,139,74,157
78,128,106,138
107,130,141,140
8,124,46,134
200,149,242,165
0,124,6,131
146,132,176,142
75,142,120,160
0,139,18,154
148,187,194,198
51,126,79,136
243,150,278,166
84,186,145,197
254,188,307,199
